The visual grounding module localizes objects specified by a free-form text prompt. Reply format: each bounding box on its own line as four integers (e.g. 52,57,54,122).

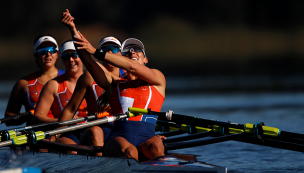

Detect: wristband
94,49,106,61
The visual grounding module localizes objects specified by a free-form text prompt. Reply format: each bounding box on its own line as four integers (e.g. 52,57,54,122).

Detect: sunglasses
60,52,79,60
35,47,58,55
121,46,143,56
100,45,120,54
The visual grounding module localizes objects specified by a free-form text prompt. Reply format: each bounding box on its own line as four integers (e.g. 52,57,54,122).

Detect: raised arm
105,53,166,86
62,25,114,94
34,80,58,123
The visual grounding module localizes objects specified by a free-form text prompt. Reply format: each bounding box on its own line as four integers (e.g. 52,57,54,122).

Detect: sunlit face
61,50,83,73
100,44,122,68
122,45,148,65
35,42,58,68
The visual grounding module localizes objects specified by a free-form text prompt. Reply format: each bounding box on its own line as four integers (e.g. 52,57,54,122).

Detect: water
1,79,304,172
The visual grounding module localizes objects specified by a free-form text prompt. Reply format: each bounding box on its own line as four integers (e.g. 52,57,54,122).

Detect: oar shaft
47,116,114,136
280,131,304,140
165,133,246,150
0,112,32,124
7,115,97,132
164,131,213,143
0,141,12,148
129,107,244,129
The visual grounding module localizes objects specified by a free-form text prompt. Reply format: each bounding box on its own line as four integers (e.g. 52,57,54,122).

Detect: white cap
60,41,76,55
121,38,146,57
34,36,58,52
98,36,122,48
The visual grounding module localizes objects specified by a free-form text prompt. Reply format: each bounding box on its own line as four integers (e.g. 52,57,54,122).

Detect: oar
0,111,33,124
129,107,304,140
156,119,304,152
33,140,99,155
0,113,105,142
0,113,135,148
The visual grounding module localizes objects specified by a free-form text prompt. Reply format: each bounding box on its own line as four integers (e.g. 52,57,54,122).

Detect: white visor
34,36,58,52
60,41,76,55
121,38,146,57
98,37,122,48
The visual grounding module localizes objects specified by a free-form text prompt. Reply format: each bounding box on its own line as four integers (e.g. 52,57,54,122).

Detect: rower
72,27,166,160
33,40,86,150
59,11,126,156
5,35,64,126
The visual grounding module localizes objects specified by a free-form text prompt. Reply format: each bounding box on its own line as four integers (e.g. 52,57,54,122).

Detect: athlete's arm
58,72,91,122
34,80,59,123
4,78,29,126
105,53,166,86
67,31,114,95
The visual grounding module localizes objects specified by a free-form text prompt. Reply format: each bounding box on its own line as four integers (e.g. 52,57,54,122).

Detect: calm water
1,79,304,172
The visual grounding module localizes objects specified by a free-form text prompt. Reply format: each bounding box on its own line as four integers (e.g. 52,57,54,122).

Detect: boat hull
0,149,226,173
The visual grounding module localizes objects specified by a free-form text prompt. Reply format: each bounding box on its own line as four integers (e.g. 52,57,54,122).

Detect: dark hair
96,92,111,114
33,34,57,67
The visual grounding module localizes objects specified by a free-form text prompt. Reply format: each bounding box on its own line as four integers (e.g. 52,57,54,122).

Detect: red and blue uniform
108,80,164,147
52,75,87,144
86,81,113,141
50,75,87,119
25,69,65,125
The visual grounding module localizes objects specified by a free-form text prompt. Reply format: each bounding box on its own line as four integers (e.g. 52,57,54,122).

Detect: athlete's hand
74,31,97,55
72,115,79,119
157,135,167,141
62,9,75,29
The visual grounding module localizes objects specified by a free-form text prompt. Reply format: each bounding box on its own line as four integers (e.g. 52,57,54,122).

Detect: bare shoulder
150,68,166,98
12,75,31,93
151,68,166,85
42,79,59,95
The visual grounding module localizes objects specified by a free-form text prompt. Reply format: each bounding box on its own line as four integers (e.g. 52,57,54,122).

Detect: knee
124,146,138,158
149,138,164,152
90,126,103,136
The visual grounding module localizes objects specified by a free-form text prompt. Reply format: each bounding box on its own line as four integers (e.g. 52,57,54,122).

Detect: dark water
1,79,304,172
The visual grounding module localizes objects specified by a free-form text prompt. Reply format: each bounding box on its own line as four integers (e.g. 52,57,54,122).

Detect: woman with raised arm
5,35,64,126
60,11,126,153
34,40,86,147
71,25,166,160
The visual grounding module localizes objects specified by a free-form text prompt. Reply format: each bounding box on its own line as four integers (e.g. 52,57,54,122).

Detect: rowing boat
0,148,227,173
1,107,304,172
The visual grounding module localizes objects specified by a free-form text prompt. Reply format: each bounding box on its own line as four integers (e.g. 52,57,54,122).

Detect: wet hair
33,34,57,67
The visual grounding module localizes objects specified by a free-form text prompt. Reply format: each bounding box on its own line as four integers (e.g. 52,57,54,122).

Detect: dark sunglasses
60,52,79,60
35,47,58,55
100,45,120,54
121,46,143,56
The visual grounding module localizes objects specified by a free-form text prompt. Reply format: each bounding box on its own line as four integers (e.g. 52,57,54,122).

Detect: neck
64,70,83,83
106,66,120,77
38,66,58,77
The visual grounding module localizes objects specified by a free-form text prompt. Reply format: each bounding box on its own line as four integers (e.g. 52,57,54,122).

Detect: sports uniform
25,69,65,125
52,75,87,144
108,80,164,147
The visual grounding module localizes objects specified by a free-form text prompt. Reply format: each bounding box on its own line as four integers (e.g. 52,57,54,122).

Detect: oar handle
0,111,33,124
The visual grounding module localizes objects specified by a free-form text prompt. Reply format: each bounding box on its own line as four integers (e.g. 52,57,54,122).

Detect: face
122,45,148,65
100,44,122,68
61,50,83,73
35,42,59,68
